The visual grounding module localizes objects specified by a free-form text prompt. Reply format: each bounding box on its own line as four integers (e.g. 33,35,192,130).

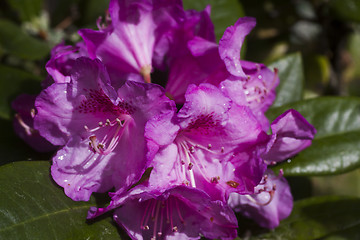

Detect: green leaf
77,0,110,27
182,0,245,41
6,0,43,22
269,52,304,107
329,0,360,23
318,224,360,240
0,64,41,120
268,97,360,176
0,161,120,240
254,196,360,240
0,19,50,60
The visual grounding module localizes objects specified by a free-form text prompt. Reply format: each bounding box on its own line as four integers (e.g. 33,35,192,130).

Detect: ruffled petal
264,109,316,162
34,58,118,145
219,17,256,78
89,185,238,240
51,136,115,201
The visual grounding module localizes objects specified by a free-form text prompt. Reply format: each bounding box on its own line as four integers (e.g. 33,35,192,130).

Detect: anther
221,147,224,153
226,180,240,188
189,146,195,153
211,176,220,183
172,226,178,232
182,180,190,186
207,144,212,149
188,162,194,170
30,108,36,118
98,143,104,149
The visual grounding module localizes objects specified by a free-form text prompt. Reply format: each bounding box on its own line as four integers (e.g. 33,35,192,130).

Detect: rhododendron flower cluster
13,0,316,239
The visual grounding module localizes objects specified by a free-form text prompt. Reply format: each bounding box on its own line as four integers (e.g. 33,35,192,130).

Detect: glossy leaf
183,0,245,41
0,161,120,240
0,64,41,120
267,97,360,176
6,0,43,21
253,196,360,240
0,20,50,60
329,0,360,23
269,52,304,107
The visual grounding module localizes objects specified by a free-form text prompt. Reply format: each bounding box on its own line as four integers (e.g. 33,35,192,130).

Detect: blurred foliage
0,0,360,239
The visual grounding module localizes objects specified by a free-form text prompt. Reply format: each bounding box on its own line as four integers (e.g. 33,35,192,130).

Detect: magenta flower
146,83,268,202
34,57,175,201
164,16,279,124
228,110,316,229
79,0,183,83
88,185,238,240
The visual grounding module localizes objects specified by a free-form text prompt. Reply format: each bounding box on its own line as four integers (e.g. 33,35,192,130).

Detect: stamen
151,199,157,220
175,199,185,224
188,162,193,170
211,176,220,183
86,118,127,155
189,146,195,153
166,200,170,223
141,200,152,230
143,200,156,230
30,108,36,118
226,180,240,188
152,201,161,240
158,202,165,237
169,198,175,231
15,114,35,136
246,189,275,206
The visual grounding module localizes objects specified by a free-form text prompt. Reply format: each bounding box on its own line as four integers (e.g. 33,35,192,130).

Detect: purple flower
164,16,279,124
34,57,175,201
146,83,268,202
228,169,293,229
88,185,238,240
79,0,183,83
228,110,316,228
12,94,55,152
